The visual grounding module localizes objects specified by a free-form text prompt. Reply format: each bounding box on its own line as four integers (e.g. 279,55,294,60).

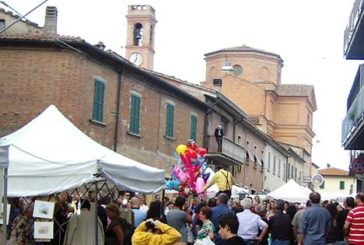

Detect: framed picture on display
33,200,55,219
34,221,54,239
0,203,11,225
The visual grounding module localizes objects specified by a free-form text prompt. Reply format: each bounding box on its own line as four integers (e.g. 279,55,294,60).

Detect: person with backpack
105,203,135,245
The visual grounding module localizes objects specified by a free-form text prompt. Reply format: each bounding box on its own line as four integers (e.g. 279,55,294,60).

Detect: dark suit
214,127,224,152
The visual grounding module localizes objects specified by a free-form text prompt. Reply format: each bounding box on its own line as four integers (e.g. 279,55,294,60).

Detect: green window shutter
190,115,197,141
129,94,141,134
340,181,345,190
320,180,325,189
92,79,104,122
166,104,174,137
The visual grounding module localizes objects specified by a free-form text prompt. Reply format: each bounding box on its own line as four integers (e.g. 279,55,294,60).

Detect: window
340,181,345,190
268,153,271,172
190,114,197,141
320,181,325,189
0,19,5,31
92,78,105,122
273,156,276,175
232,64,243,76
165,103,174,138
295,167,297,180
129,93,141,134
278,159,281,177
246,152,250,164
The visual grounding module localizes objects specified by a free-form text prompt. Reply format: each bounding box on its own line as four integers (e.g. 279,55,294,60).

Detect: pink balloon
195,177,205,194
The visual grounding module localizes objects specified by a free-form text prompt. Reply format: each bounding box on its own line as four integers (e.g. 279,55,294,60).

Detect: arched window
133,23,143,46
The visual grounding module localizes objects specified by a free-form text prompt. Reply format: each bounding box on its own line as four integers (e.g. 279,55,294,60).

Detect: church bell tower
125,5,157,70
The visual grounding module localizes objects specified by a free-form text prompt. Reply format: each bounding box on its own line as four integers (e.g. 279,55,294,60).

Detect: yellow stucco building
318,167,356,197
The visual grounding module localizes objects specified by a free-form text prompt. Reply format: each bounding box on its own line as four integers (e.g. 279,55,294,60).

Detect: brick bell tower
125,5,157,70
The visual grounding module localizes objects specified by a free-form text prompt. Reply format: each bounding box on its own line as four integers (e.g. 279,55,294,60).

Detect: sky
3,0,362,170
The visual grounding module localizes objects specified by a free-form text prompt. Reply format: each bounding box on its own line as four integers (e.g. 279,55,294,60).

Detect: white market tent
267,179,312,203
0,105,165,197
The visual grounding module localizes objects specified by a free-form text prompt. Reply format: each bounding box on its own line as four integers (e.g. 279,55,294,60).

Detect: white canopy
0,105,165,197
267,179,312,203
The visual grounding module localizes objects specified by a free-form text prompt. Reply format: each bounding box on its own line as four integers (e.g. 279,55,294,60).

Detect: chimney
44,6,57,34
213,79,222,92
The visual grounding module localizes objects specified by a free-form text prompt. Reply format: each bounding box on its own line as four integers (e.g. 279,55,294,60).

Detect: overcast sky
4,0,362,170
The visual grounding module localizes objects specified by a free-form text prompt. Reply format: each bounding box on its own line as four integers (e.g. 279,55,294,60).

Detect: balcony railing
342,83,364,144
207,135,245,163
344,0,364,56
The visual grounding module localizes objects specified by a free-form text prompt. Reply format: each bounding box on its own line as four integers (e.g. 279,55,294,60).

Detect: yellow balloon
176,144,187,155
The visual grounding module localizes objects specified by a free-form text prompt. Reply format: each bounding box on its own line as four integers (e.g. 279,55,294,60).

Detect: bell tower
125,5,157,70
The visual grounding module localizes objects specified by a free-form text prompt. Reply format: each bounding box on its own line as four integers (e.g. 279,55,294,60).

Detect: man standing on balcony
204,165,235,198
214,125,224,152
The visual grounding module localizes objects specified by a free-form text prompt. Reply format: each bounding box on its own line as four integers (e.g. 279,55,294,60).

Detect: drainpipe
114,69,123,152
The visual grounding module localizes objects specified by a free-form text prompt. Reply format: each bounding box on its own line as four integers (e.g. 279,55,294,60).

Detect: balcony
342,65,364,149
206,135,245,166
344,0,364,59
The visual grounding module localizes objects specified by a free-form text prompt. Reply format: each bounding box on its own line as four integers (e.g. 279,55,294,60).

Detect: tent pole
94,181,98,245
161,189,165,219
2,167,8,245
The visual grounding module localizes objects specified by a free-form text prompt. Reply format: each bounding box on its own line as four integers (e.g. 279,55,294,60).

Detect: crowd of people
1,188,364,245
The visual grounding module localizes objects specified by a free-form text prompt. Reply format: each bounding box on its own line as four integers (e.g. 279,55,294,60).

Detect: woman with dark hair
325,203,340,245
146,200,166,222
286,204,297,245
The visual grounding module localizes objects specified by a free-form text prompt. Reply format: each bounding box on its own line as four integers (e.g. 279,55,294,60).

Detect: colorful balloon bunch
165,141,211,196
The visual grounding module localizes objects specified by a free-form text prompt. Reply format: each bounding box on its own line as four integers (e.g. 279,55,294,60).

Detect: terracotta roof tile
318,167,349,176
275,84,314,97
0,33,83,42
205,44,282,60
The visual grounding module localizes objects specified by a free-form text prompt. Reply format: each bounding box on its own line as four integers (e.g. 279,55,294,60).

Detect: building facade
318,167,356,196
342,0,364,192
202,46,317,180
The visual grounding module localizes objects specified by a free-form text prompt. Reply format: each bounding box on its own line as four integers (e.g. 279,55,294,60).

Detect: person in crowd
204,165,235,198
104,202,132,245
166,195,192,244
285,204,297,245
255,204,269,245
336,196,355,244
268,199,291,245
231,200,243,214
344,192,364,245
165,201,175,216
218,213,246,245
132,218,181,245
137,194,149,213
130,197,147,228
237,198,268,245
195,206,215,241
207,198,217,208
291,201,309,245
192,202,207,238
146,200,165,222
298,192,331,245
63,199,104,245
8,203,34,245
214,125,224,152
254,196,261,205
325,203,340,244
267,199,276,218
52,191,70,245
154,194,161,201
211,193,234,244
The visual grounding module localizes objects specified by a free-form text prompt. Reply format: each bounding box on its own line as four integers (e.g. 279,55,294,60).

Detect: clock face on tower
129,53,143,66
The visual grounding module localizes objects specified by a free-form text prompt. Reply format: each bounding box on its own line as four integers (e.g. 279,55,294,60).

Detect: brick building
0,33,207,173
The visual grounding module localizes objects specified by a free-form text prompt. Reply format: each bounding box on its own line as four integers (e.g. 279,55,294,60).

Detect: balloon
202,172,210,183
185,148,197,159
188,141,198,150
176,144,187,155
196,147,207,156
195,177,205,194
